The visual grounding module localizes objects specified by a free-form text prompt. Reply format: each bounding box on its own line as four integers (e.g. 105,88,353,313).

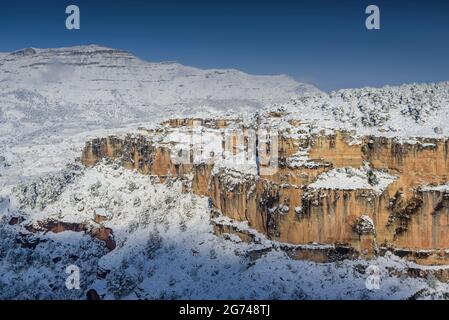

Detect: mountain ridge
0,44,320,126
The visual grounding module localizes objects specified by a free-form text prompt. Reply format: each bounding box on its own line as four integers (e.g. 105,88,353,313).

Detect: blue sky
0,0,448,91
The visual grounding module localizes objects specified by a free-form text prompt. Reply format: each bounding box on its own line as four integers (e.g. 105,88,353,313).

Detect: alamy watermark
66,5,80,30
169,125,279,175
65,264,81,290
65,5,380,32
366,5,380,30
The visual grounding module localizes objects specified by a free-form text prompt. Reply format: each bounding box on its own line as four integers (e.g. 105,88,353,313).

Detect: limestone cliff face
81,133,213,196
81,118,449,265
82,136,125,167
363,137,449,194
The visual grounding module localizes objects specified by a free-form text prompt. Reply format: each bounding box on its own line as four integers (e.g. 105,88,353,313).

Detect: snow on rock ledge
308,167,397,194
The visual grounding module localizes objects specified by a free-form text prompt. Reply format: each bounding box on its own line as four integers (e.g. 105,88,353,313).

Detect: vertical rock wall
81,119,449,264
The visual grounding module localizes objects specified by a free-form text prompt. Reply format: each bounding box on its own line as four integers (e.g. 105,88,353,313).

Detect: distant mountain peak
0,44,321,126
11,47,38,56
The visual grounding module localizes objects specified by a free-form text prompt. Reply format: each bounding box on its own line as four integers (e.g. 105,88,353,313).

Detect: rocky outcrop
24,219,116,251
81,117,449,265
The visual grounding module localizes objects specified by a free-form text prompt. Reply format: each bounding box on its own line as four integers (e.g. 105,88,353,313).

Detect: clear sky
0,0,448,91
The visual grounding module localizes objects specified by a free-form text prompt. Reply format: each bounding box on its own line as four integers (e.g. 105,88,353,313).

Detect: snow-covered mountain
1,44,449,300
0,44,319,126
0,44,320,183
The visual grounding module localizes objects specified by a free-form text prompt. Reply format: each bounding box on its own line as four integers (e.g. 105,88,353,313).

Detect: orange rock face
81,118,449,265
26,220,116,251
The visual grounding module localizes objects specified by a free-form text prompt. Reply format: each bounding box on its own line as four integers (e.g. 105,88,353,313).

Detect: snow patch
309,167,397,194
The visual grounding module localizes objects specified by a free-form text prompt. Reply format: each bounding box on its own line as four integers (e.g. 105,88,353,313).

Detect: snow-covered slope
273,82,449,138
0,44,319,126
2,161,447,300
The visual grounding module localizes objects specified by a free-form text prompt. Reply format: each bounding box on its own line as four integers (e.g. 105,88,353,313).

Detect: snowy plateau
1,45,449,300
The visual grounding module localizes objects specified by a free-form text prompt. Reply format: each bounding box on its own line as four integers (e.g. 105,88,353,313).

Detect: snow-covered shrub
107,268,138,299
352,215,375,235
145,231,162,259
13,163,83,210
